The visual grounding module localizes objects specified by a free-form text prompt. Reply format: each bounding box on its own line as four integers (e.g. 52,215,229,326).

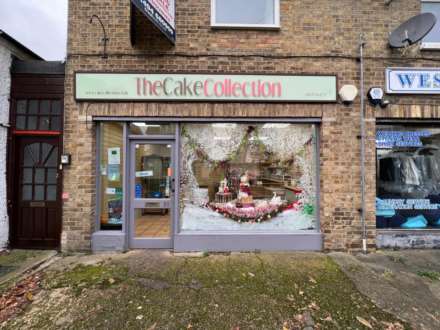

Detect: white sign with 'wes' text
386,68,440,94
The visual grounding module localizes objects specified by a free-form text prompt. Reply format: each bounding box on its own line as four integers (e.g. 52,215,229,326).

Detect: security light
367,87,389,108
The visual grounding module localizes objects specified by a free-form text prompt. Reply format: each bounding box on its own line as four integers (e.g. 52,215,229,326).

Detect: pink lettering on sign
135,77,283,99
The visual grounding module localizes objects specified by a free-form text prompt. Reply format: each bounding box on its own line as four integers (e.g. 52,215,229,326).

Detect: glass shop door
129,141,175,248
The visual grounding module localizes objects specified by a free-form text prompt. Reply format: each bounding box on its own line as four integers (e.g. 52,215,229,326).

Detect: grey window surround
92,119,322,252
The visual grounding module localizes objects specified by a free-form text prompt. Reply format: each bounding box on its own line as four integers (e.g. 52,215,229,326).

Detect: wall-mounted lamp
89,15,109,59
339,85,358,105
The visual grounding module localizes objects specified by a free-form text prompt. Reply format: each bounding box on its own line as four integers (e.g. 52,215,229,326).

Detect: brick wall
64,0,440,251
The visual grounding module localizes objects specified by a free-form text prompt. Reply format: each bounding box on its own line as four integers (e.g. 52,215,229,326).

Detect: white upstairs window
421,0,440,49
211,0,280,29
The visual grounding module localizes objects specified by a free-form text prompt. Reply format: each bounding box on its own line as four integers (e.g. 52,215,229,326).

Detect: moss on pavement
3,252,408,329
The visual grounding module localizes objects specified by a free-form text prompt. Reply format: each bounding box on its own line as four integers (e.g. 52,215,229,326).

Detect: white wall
0,44,12,250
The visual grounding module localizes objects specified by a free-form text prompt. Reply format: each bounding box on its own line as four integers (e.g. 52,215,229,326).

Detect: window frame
179,122,320,234
95,122,126,232
375,123,440,230
210,0,280,29
421,0,440,50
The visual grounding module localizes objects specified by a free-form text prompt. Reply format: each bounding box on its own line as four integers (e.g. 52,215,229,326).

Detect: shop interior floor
135,214,170,237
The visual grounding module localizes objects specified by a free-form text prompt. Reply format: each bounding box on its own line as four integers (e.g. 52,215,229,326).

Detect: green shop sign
75,73,337,102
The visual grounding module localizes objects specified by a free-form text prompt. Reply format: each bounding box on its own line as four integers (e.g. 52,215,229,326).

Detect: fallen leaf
356,316,373,329
308,302,319,310
248,272,255,277
309,277,317,284
136,315,143,320
108,278,115,284
294,314,304,322
299,291,304,296
25,292,33,301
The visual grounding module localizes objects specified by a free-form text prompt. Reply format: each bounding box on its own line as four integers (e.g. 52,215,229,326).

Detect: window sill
420,42,440,50
377,228,440,234
211,24,281,31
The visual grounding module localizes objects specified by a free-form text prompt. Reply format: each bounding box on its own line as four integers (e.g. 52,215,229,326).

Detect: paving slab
0,250,57,288
2,251,408,329
331,250,440,330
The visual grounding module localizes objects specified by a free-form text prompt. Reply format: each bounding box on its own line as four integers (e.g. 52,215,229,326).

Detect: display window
180,123,318,232
376,125,440,229
98,122,124,230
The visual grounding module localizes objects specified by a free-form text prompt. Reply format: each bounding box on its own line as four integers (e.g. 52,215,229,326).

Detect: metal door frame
128,139,175,249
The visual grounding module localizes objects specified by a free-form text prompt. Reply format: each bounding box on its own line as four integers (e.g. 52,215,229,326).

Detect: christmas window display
376,125,440,229
180,123,318,232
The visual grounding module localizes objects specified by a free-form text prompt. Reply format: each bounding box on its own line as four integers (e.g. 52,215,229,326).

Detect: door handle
171,178,175,193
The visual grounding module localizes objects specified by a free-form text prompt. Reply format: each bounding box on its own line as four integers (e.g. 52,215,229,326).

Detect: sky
0,0,68,61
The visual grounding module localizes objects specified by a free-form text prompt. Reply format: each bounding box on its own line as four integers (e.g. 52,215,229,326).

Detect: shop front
75,73,336,252
376,68,440,248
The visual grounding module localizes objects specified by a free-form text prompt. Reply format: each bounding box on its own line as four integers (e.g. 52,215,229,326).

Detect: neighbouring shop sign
386,68,440,94
131,0,176,44
75,73,337,102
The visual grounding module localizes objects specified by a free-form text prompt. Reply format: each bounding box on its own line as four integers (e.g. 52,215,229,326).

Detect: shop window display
376,126,440,229
180,123,318,232
98,122,124,230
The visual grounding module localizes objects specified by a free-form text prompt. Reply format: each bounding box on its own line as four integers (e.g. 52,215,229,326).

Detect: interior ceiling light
133,123,161,127
211,123,237,128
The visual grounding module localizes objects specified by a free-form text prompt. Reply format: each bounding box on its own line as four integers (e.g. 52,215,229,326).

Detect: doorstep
92,231,126,252
0,250,57,287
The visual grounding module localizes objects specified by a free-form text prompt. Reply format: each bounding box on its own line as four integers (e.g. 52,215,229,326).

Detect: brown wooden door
11,136,61,249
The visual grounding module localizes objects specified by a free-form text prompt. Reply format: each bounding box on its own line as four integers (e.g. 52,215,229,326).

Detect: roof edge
11,60,65,75
0,29,44,60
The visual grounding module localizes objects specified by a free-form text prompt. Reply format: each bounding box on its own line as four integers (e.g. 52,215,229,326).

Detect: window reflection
376,126,440,229
180,123,318,232
99,122,124,231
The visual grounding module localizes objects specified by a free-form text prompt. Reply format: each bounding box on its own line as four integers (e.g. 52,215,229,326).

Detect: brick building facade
63,0,440,252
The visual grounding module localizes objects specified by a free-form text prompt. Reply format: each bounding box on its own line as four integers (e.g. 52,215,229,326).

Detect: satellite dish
389,13,436,48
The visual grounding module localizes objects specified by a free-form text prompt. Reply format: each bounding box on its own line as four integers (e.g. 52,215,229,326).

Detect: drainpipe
359,34,367,253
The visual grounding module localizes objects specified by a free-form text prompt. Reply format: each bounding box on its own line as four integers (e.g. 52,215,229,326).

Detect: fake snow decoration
181,203,316,231
180,123,317,231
